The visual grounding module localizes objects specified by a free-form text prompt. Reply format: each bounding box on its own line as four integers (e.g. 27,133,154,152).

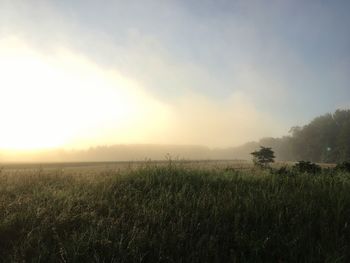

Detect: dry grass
0,161,349,262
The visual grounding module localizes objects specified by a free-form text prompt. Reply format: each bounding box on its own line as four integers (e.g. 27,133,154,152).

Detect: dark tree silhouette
251,146,275,167
243,109,350,163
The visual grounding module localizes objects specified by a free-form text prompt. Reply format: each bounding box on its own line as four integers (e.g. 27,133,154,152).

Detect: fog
0,1,349,161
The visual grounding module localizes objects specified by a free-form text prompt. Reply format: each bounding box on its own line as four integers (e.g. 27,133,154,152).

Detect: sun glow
0,38,170,151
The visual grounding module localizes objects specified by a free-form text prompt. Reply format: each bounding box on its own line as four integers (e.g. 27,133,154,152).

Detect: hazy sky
0,0,349,150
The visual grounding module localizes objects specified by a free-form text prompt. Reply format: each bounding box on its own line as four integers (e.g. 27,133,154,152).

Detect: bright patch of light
0,37,171,150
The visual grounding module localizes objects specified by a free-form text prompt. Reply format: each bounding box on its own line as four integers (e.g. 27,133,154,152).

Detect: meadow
1,161,350,262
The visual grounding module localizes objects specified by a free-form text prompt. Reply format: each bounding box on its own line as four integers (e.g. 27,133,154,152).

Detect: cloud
1,0,349,149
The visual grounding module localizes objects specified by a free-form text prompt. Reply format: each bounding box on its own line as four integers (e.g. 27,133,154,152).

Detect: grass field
1,161,350,262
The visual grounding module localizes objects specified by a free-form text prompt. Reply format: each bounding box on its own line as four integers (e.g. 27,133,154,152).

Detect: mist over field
0,108,349,163
1,0,349,156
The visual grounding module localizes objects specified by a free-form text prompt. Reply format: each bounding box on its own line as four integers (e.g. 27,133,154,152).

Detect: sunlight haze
0,0,349,154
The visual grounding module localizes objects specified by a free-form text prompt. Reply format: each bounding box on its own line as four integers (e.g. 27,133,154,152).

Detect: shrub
274,166,296,177
335,161,350,172
293,161,321,174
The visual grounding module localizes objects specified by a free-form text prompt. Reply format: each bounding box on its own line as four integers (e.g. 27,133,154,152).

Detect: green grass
1,163,350,262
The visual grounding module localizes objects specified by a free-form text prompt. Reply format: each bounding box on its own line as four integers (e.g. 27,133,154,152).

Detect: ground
0,161,349,262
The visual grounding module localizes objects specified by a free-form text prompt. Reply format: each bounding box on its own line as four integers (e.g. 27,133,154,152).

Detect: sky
0,0,349,150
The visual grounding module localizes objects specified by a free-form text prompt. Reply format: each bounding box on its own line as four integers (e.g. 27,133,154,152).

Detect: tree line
256,109,350,163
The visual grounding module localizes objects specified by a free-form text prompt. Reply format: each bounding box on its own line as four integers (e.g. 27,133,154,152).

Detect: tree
251,146,275,167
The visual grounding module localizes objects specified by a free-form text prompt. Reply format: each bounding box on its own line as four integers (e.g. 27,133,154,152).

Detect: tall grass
1,164,350,262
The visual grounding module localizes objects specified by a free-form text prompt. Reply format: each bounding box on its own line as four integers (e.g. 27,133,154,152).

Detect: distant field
1,161,348,262
0,159,333,173
0,160,253,175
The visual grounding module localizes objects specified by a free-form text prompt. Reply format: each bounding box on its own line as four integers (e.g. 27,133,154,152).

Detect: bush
293,161,321,174
274,166,296,177
335,161,350,172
